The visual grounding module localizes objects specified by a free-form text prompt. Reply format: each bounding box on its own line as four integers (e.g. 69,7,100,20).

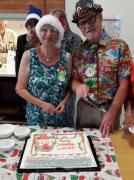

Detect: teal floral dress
26,48,70,127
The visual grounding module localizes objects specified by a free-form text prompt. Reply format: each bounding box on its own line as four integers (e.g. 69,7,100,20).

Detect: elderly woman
16,15,72,127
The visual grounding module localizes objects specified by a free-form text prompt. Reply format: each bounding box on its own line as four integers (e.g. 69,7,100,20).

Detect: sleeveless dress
26,48,70,127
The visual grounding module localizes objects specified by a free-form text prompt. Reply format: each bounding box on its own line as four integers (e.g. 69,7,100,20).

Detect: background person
0,20,17,64
15,4,42,114
16,15,72,127
50,9,82,55
15,4,42,78
0,20,17,107
71,0,132,135
50,9,82,126
123,64,134,130
124,100,134,129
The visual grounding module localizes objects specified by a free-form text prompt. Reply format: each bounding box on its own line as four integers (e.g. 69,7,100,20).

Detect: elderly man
71,0,132,135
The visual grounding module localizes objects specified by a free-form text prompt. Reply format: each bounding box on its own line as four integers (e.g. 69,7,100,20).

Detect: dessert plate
0,124,15,138
0,139,15,151
128,125,134,134
14,126,31,139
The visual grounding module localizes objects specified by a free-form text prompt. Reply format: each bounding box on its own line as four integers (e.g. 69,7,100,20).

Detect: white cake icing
20,132,97,169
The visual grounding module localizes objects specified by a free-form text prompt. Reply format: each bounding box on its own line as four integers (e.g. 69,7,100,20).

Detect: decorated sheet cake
19,132,99,170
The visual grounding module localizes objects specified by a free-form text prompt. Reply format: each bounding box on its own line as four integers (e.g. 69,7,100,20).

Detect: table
110,130,134,180
0,63,18,115
0,63,15,77
0,126,122,180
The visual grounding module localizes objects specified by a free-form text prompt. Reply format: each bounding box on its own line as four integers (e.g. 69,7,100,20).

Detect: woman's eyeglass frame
40,27,58,34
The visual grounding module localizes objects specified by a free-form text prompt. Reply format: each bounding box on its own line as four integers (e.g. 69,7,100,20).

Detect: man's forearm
108,78,129,117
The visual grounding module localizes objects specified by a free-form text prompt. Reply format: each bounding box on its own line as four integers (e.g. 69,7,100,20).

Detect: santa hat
35,15,64,48
26,5,42,22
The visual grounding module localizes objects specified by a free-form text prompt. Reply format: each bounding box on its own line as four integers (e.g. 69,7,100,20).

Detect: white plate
128,125,134,134
0,139,15,151
0,124,15,138
14,126,31,139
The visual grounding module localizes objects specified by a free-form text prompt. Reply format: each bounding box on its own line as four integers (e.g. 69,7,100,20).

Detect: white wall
65,0,134,60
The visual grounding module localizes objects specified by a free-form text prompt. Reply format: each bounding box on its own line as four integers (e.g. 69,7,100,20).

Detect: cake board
17,136,101,173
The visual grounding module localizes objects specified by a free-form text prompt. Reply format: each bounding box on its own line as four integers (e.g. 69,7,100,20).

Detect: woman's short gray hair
35,15,64,48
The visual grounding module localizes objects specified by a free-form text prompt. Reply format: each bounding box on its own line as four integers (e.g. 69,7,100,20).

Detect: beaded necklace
83,42,99,96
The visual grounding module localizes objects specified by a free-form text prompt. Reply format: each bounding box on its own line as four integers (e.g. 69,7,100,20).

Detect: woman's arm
16,50,56,113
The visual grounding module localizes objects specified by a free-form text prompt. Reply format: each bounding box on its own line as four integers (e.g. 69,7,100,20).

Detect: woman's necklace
40,46,57,63
46,55,51,62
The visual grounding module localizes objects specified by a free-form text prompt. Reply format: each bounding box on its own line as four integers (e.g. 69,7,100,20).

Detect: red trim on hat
57,17,65,28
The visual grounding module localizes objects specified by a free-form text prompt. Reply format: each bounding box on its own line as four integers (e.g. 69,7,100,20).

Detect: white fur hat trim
26,14,41,22
35,15,64,48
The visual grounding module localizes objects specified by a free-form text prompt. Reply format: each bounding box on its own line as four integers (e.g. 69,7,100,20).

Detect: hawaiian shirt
72,30,132,101
61,29,82,55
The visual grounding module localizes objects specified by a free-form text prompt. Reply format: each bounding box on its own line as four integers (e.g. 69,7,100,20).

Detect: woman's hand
55,100,66,114
41,101,56,113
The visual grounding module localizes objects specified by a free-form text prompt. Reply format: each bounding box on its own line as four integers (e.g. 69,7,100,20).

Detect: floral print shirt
72,30,132,101
61,29,82,55
26,48,70,127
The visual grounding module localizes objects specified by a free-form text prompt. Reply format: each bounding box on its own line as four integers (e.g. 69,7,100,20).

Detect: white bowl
14,126,31,139
0,124,15,139
128,125,134,134
0,139,15,151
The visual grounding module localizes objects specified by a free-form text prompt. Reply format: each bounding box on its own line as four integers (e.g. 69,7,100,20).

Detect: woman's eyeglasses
40,27,58,34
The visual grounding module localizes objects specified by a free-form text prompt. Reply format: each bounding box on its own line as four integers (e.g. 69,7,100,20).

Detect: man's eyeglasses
77,15,97,28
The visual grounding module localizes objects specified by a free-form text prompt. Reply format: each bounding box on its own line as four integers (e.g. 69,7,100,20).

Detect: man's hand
100,111,116,135
76,84,89,98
